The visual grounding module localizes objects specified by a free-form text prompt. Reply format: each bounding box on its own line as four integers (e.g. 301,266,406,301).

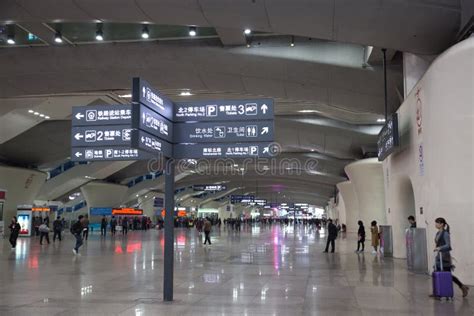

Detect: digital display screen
18,214,31,236
377,113,400,161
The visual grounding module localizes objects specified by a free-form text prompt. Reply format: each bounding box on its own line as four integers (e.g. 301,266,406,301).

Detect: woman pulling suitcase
431,217,469,298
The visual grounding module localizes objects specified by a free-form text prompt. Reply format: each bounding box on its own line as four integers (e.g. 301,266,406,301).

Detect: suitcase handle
437,251,443,271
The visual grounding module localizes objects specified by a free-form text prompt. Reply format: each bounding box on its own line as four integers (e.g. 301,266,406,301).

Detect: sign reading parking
71,125,132,147
193,184,227,192
71,146,151,162
132,77,174,121
174,120,274,143
72,105,132,126
131,130,173,158
131,104,173,143
174,99,273,122
174,142,275,159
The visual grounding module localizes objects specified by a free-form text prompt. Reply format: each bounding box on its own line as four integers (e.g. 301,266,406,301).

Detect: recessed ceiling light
45,116,50,119
95,30,103,41
39,114,45,117
377,118,386,123
311,149,315,152
28,110,34,113
7,35,15,45
141,25,149,39
298,110,319,113
290,36,295,47
180,91,192,96
54,31,63,43
189,26,197,37
33,112,40,115
233,164,238,167
118,93,132,98
244,29,251,35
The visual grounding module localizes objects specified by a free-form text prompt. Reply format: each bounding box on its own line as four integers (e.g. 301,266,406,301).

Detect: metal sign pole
163,157,175,302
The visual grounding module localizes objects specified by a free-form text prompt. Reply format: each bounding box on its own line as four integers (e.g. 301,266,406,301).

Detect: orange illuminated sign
112,208,143,215
32,207,50,212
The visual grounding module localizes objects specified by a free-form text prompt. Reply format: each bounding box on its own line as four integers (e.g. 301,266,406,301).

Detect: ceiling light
189,26,197,37
45,116,50,119
118,93,132,98
28,110,34,113
246,43,251,48
141,25,149,39
39,114,45,117
244,29,251,35
233,164,238,167
290,36,295,47
180,91,192,96
377,118,386,123
33,112,40,116
95,30,103,41
7,35,15,45
298,110,319,113
311,149,315,152
54,31,63,43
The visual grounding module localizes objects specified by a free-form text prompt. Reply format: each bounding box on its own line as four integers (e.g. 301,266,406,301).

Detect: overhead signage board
377,113,400,161
132,77,174,121
72,105,132,126
71,125,132,147
71,146,151,162
174,142,275,159
231,195,255,204
174,120,274,143
174,99,273,122
90,207,113,216
112,208,143,216
131,104,173,143
131,130,173,158
193,184,227,192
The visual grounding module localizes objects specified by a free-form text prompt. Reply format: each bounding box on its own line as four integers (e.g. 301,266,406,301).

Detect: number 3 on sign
238,105,245,115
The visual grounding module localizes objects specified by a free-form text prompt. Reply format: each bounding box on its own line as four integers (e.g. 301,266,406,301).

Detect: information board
174,142,275,159
72,105,132,126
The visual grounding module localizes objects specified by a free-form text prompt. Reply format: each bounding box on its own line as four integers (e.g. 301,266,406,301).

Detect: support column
163,158,175,302
336,181,359,233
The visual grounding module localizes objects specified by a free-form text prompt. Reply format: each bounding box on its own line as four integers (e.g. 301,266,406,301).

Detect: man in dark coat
324,219,338,253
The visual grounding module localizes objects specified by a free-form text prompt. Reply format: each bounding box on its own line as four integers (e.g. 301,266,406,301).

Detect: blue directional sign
174,120,274,143
131,130,173,158
132,77,174,121
71,146,151,162
72,105,132,126
174,99,273,122
131,104,173,143
174,142,276,159
71,125,132,147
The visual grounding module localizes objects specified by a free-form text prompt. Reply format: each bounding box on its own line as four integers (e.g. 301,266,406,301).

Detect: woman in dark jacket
356,220,365,253
432,217,469,298
9,216,21,250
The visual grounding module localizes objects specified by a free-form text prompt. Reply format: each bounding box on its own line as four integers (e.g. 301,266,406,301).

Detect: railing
126,172,163,188
47,160,88,180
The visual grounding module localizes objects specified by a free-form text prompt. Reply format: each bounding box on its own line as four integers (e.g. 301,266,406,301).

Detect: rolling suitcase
432,252,454,299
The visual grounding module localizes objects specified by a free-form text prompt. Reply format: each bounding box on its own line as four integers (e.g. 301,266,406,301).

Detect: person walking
82,215,90,240
122,217,129,235
39,219,50,245
203,218,212,245
100,216,108,237
324,219,338,253
110,216,117,236
371,220,379,254
9,216,21,250
71,215,85,255
53,216,63,242
356,220,366,253
431,217,469,298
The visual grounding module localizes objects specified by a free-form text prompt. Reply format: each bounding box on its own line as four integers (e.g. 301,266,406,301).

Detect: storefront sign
112,208,143,216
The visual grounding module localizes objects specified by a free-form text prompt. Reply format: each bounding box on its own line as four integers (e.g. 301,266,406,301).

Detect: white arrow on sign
263,147,269,153
261,104,268,114
141,136,145,143
261,127,269,135
75,112,85,120
75,152,83,158
74,133,84,140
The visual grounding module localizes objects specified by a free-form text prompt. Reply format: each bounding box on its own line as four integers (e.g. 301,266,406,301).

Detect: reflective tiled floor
0,224,472,315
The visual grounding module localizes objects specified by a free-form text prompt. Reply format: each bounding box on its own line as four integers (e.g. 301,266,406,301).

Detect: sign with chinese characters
230,195,255,204
174,120,274,143
377,113,400,161
72,105,132,126
131,104,173,143
131,130,173,158
174,142,275,159
71,125,132,147
132,77,173,121
174,99,273,122
71,146,151,162
193,184,227,192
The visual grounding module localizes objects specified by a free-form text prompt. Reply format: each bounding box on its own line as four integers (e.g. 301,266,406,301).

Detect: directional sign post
174,142,276,159
71,125,133,147
132,104,173,143
132,77,174,121
72,105,132,126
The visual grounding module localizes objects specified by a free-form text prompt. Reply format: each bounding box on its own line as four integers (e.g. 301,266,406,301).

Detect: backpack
39,224,49,233
70,221,81,234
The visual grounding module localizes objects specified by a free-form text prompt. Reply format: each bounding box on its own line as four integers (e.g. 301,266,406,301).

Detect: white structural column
336,181,359,232
81,181,129,220
0,166,47,223
345,158,387,232
335,192,347,226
